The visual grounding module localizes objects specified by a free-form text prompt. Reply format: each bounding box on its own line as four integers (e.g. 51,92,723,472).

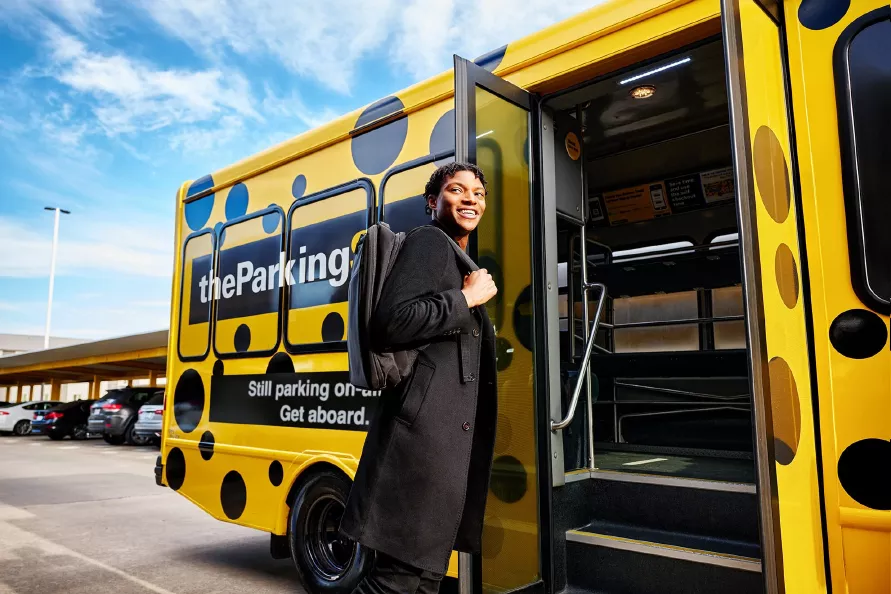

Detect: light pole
44,207,70,349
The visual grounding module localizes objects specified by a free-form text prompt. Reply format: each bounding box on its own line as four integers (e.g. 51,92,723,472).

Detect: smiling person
340,162,499,594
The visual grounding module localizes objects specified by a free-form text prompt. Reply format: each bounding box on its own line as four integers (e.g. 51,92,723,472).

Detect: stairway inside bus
547,38,764,594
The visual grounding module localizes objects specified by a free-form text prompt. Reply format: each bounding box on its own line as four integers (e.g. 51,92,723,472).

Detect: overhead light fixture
619,57,692,85
630,85,656,99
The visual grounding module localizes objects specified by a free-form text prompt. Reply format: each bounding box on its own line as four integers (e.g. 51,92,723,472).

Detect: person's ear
426,194,437,213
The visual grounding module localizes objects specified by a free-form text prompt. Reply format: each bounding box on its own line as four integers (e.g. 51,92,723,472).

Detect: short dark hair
424,162,487,214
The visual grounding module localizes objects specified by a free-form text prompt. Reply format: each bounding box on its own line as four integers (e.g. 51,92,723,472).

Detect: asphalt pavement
0,434,303,594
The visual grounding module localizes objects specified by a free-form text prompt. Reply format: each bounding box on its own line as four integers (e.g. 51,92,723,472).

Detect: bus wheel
288,470,373,594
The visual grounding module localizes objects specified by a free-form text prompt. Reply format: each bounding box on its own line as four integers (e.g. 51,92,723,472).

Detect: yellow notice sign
602,182,671,225
565,132,581,161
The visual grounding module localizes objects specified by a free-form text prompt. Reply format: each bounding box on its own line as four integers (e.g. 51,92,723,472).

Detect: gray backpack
347,222,477,390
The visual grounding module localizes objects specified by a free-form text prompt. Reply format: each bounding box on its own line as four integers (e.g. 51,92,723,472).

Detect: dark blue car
30,403,61,435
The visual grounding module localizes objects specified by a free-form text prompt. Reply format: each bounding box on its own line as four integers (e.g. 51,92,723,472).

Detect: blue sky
0,0,595,340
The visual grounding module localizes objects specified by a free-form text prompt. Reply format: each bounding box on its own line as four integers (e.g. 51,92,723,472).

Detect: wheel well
285,461,351,512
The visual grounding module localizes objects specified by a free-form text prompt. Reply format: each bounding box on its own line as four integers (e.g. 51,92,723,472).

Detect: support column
50,379,62,402
90,376,100,400
149,370,158,387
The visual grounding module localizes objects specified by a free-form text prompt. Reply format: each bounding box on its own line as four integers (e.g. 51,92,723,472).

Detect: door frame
454,54,555,594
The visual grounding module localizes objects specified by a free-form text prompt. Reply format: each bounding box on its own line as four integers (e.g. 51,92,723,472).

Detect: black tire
124,422,150,446
71,424,88,440
13,420,31,436
288,470,373,594
48,433,65,441
103,433,125,445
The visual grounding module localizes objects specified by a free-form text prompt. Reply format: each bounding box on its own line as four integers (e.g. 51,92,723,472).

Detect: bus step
566,521,763,594
585,472,760,544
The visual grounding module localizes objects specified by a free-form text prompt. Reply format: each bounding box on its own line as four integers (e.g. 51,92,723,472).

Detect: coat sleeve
370,228,477,350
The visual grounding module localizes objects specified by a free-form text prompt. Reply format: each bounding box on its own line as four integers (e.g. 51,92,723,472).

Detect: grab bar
551,282,607,432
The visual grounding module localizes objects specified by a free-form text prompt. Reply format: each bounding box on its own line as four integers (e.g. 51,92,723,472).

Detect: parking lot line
59,446,80,450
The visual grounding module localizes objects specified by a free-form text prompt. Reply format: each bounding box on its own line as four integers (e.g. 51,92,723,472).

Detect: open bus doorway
539,37,764,593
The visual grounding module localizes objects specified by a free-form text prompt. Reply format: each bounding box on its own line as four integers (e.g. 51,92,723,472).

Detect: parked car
0,402,57,436
87,388,161,445
133,392,164,445
30,403,62,435
36,399,93,440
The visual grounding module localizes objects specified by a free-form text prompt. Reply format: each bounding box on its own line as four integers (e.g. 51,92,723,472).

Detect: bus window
381,166,441,233
613,290,700,353
285,181,372,350
213,207,285,357
178,230,213,360
835,14,891,312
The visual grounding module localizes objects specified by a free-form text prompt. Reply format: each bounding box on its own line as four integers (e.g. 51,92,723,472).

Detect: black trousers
353,552,444,594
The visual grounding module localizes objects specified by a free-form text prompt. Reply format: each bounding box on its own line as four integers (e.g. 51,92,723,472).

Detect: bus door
453,55,550,594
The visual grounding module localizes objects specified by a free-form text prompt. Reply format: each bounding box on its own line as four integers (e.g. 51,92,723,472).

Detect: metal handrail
551,282,607,431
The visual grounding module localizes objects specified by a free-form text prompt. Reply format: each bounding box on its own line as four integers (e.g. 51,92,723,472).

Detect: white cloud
261,85,340,130
42,24,259,136
0,0,102,35
0,215,173,279
135,0,397,94
390,0,602,80
136,0,603,93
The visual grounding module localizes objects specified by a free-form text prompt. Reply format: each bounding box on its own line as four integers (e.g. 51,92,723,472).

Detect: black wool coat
340,223,498,574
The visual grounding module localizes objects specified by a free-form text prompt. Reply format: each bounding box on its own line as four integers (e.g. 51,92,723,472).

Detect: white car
0,402,57,436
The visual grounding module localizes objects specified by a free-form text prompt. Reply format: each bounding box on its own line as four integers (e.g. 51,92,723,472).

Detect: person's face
427,170,487,235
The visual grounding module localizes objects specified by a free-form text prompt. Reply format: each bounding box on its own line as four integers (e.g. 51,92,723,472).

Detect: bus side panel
785,1,891,592
164,92,458,563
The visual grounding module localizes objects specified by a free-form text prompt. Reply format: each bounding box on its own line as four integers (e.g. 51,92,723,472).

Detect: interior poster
599,182,671,225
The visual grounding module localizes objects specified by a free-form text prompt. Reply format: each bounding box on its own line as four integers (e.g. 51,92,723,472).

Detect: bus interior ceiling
545,38,764,594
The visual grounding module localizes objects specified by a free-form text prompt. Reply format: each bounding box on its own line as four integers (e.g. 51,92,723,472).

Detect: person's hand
461,269,497,308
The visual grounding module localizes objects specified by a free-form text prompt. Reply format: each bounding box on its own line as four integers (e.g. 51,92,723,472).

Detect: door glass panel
474,85,540,591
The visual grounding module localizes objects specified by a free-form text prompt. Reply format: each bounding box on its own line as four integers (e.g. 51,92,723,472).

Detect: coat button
472,329,480,337
462,422,471,431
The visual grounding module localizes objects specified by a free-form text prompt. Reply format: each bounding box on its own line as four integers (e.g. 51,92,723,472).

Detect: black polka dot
474,45,507,72
266,352,295,374
513,285,534,352
798,0,850,30
829,309,887,359
173,370,204,433
234,324,251,353
199,431,215,461
291,174,307,200
490,455,527,503
495,337,513,372
429,109,455,166
166,447,186,491
838,439,891,510
351,96,407,175
321,312,345,342
262,208,281,234
775,439,795,466
221,471,247,520
269,461,284,487
213,360,224,376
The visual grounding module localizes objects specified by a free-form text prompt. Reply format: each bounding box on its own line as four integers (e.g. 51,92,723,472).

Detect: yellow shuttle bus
159,1,890,593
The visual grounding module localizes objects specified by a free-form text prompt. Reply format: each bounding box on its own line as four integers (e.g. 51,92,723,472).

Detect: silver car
133,392,164,444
